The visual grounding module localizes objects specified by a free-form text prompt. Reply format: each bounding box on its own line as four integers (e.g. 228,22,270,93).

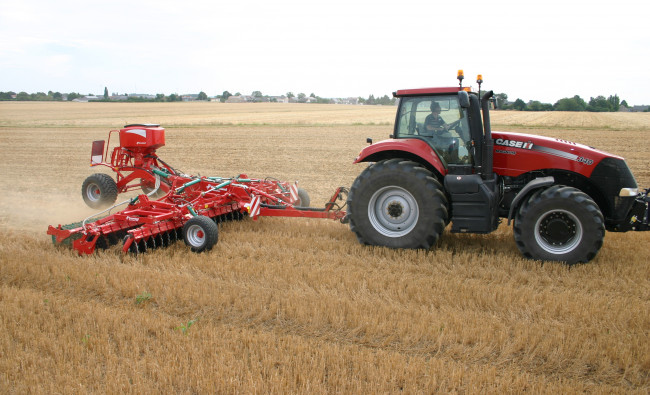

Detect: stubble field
1,102,649,393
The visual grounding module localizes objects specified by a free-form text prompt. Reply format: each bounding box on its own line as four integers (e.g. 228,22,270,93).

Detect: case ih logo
495,138,534,150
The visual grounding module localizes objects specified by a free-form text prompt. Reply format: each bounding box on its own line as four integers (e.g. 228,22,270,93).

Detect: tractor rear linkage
47,124,348,255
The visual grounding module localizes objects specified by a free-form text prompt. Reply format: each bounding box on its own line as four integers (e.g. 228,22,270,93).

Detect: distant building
332,97,360,105
226,95,249,103
268,95,289,103
129,93,156,100
72,95,99,102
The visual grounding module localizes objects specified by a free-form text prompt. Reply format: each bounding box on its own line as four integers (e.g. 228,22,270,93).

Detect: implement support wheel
183,215,219,253
81,173,118,209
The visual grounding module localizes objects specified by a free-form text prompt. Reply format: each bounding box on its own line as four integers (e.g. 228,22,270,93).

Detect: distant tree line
1,89,643,111
0,89,208,102
494,93,636,112
359,94,396,105
0,91,79,101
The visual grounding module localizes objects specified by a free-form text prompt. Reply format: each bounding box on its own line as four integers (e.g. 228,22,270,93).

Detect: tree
553,95,586,111
286,92,295,99
621,100,629,108
220,91,232,103
168,93,180,102
607,94,620,112
526,101,552,111
587,96,612,112
104,87,109,100
197,91,208,101
495,93,508,109
377,95,393,105
251,91,263,102
512,98,527,111
0,91,16,100
297,93,307,103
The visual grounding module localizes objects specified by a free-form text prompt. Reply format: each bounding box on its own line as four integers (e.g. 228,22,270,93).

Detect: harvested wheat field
1,102,649,393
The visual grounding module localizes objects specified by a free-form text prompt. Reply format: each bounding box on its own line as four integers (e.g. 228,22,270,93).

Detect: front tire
347,159,448,249
183,216,219,253
82,173,118,209
513,185,604,264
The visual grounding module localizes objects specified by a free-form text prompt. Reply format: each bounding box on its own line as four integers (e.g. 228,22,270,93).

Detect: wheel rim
368,186,419,237
185,224,205,247
534,209,583,254
86,183,101,201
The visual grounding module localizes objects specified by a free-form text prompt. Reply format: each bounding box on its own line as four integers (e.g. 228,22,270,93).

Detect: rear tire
183,216,219,252
513,185,604,264
347,159,448,249
82,173,118,209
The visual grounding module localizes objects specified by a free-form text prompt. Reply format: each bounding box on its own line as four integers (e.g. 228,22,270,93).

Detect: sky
1,0,649,105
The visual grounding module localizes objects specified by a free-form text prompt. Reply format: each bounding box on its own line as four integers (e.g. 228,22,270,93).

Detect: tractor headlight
619,187,638,197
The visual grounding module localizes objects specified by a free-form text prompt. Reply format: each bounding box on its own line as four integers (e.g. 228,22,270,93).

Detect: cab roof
393,87,462,97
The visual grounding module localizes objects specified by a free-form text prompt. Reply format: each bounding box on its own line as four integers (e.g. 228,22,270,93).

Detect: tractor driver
424,102,450,134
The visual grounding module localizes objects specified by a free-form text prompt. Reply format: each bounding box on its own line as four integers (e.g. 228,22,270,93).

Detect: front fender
353,139,447,176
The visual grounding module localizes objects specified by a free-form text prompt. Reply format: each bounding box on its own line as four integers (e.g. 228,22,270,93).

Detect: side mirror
458,91,470,108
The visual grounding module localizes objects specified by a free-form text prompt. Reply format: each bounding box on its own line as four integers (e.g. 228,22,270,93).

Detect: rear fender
354,139,447,177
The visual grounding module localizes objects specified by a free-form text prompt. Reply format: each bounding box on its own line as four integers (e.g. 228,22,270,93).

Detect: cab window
395,95,472,165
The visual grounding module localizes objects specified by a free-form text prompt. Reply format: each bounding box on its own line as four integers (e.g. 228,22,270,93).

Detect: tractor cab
393,91,472,166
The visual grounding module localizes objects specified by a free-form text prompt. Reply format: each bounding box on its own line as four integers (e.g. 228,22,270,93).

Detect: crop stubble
0,102,649,393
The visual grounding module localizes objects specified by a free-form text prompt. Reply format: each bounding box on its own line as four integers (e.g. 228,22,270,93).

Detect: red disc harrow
48,124,347,255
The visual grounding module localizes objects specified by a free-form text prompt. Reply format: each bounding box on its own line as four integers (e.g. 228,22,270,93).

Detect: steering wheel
445,119,461,131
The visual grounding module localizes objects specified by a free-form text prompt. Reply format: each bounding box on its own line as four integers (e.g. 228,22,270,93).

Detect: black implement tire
513,185,604,264
296,188,310,207
183,216,219,253
347,159,448,249
82,173,118,209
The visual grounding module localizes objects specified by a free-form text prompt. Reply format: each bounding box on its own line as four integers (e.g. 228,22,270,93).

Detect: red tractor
347,72,649,264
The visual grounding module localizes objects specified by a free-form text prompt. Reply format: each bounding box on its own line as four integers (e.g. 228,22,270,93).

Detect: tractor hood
491,131,624,178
